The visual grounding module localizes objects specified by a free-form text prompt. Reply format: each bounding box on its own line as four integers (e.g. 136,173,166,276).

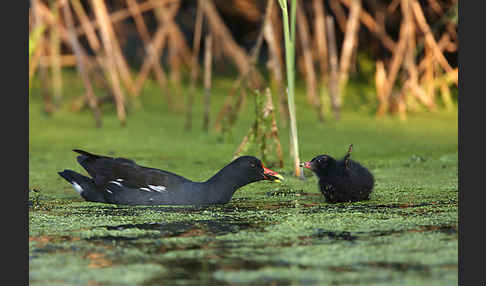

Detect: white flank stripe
109,181,123,187
116,178,124,182
71,182,84,194
140,187,152,192
106,189,113,194
148,184,167,193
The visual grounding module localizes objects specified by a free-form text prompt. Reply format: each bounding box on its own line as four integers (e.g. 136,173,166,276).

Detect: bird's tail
58,170,105,203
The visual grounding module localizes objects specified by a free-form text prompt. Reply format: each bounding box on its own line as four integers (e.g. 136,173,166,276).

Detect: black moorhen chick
300,145,374,203
58,149,283,206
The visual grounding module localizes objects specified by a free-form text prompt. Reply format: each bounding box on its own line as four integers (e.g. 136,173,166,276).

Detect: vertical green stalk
29,25,45,93
278,0,302,177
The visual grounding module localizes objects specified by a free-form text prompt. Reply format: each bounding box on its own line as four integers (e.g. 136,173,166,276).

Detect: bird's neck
202,166,249,203
315,163,339,179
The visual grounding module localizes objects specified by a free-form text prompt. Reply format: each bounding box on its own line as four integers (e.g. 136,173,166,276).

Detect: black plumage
301,145,374,203
58,149,283,206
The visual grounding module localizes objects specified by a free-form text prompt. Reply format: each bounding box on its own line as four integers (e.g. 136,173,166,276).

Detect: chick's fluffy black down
317,158,374,203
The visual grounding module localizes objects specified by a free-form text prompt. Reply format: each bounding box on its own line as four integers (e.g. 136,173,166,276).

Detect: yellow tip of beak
273,174,284,183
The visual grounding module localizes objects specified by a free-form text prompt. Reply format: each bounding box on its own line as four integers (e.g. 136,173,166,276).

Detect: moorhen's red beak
262,165,284,182
300,161,312,169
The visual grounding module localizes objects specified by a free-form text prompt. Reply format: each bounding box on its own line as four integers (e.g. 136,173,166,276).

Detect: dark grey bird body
58,150,283,206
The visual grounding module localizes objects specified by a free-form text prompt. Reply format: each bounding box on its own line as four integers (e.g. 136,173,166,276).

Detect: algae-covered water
29,77,458,285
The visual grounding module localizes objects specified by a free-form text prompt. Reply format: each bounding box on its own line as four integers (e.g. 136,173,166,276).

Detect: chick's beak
300,161,312,169
262,166,284,183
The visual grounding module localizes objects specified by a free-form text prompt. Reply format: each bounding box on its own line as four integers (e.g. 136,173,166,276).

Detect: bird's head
300,155,337,175
231,156,284,183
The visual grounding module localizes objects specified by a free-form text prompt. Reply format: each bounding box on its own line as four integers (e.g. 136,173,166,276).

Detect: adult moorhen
58,149,283,206
301,145,374,203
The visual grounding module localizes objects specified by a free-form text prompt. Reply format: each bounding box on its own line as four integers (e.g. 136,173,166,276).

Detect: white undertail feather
71,182,84,194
